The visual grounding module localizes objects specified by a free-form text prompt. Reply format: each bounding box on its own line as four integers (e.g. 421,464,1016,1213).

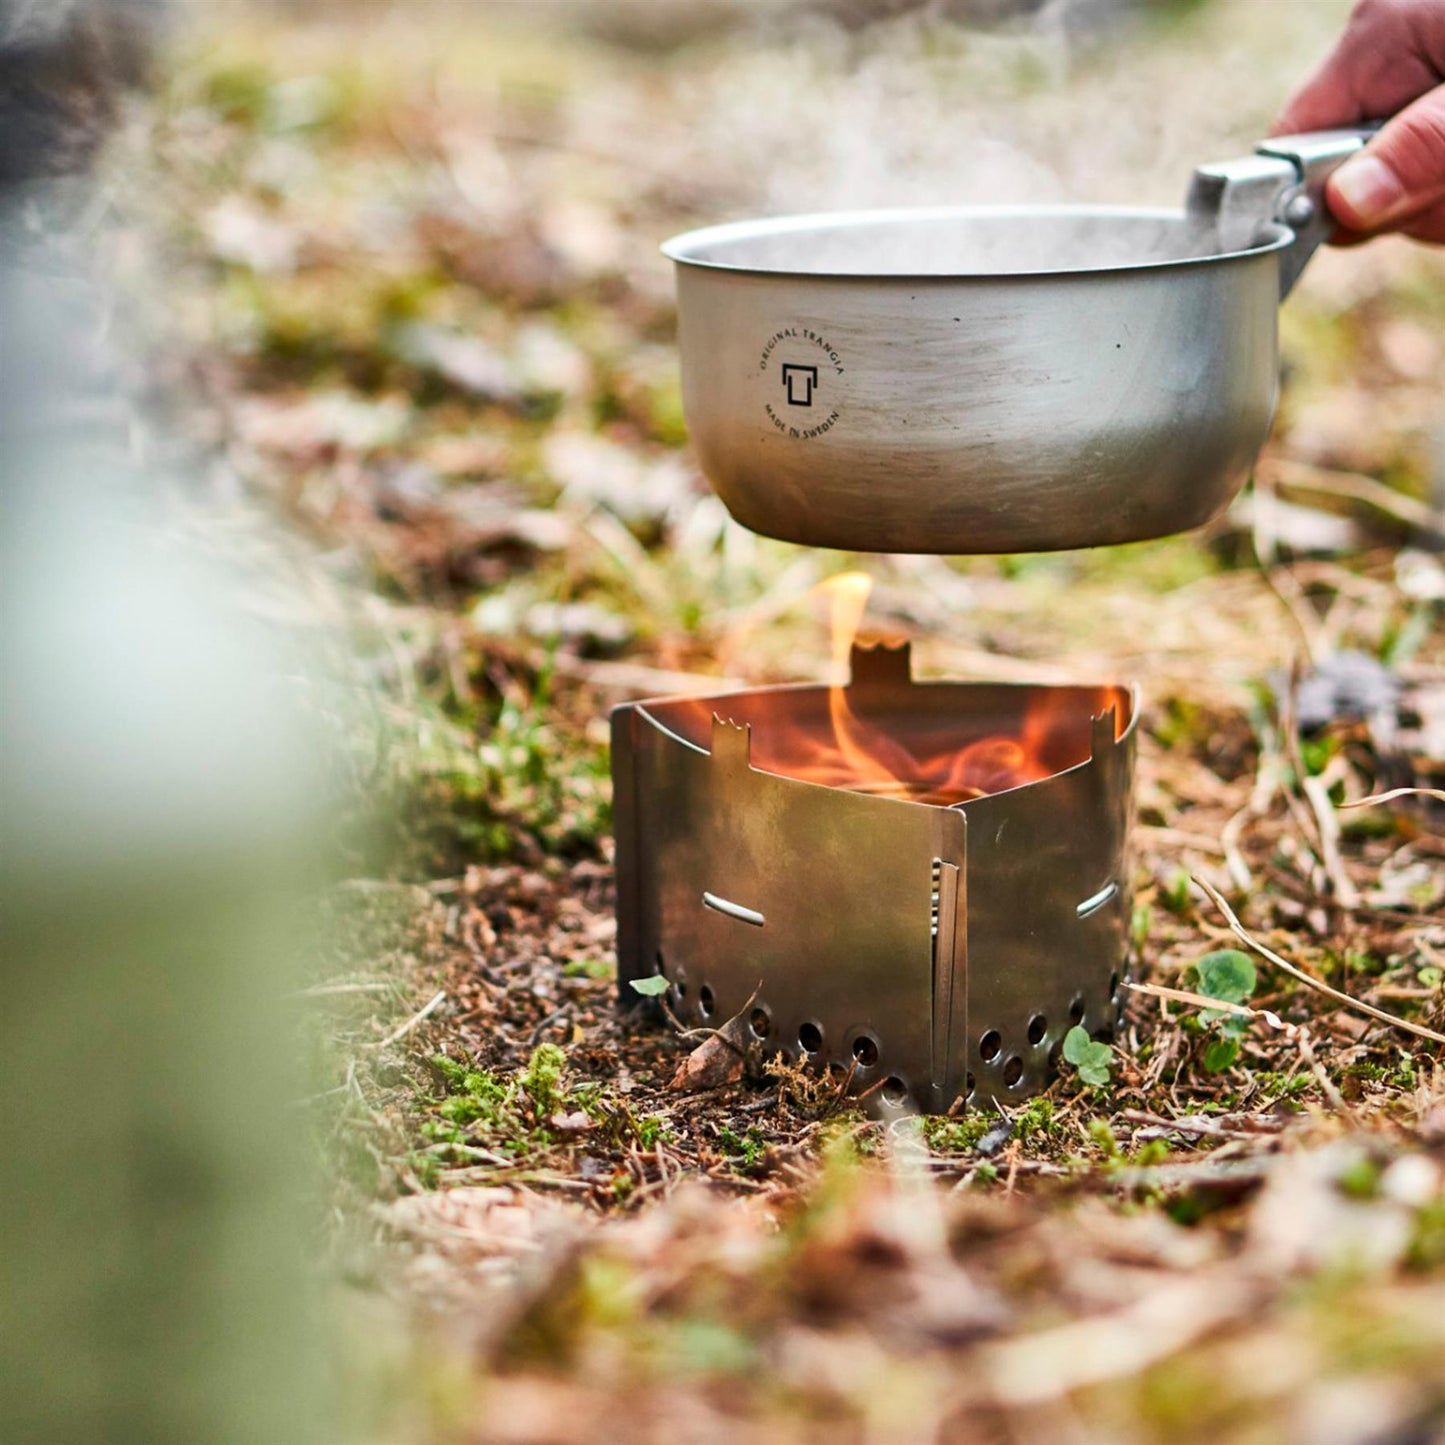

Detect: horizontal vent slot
702,892,765,927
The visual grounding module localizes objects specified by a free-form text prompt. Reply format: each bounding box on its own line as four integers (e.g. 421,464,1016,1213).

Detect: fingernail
1330,155,1405,227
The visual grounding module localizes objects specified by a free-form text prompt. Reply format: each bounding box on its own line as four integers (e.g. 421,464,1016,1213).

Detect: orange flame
817,574,922,788
793,572,1054,802
652,573,1124,805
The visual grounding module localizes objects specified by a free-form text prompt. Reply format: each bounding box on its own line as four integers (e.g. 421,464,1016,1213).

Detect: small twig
1124,979,1294,1032
375,989,447,1049
851,1073,893,1106
1193,877,1445,1048
1219,699,1286,891
822,1057,861,1118
528,1006,570,1046
1297,1030,1348,1111
291,980,395,998
1002,1144,1021,1198
1119,1109,1285,1141
662,980,762,1051
1277,666,1340,902
1127,980,1342,1107
1338,786,1445,810
1249,472,1319,663
1271,458,1445,541
736,1094,780,1114
1301,771,1362,909
1219,803,1260,893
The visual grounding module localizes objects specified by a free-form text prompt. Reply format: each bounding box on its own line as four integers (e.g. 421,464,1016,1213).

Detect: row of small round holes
662,953,909,1104
661,954,1126,1107
967,972,1122,1096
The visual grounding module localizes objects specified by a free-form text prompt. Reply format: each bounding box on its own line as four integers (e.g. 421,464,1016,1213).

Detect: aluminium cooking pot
662,128,1376,554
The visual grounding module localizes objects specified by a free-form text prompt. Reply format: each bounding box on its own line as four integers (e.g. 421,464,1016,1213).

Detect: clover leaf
1062,1025,1113,1088
1194,949,1256,1005
1187,948,1258,1068
1203,1036,1240,1073
1192,948,1257,1042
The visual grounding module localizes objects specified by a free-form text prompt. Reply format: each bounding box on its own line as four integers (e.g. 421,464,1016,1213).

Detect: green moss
923,1114,994,1153
636,1115,668,1150
1252,1072,1314,1106
1132,1139,1171,1168
1336,1156,1382,1201
435,1061,508,1127
522,1044,568,1117
1161,868,1194,917
409,1151,442,1191
717,1125,767,1169
1013,1097,1059,1143
1087,1119,1121,1159
417,1044,600,1174
1407,1197,1445,1272
562,957,613,980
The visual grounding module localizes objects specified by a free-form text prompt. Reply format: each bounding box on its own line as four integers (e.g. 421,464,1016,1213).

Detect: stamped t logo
781,362,819,407
759,328,843,440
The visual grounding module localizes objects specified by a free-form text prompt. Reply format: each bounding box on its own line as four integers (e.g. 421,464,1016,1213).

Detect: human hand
1274,0,1445,243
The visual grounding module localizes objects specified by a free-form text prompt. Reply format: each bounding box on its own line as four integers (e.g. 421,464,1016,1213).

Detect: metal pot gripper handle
1187,124,1382,297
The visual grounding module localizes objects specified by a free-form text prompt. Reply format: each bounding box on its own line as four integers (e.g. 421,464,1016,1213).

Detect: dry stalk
1296,1030,1348,1111
1276,665,1343,903
375,988,447,1048
1271,458,1445,541
1301,771,1362,909
1220,695,1286,891
1124,979,1295,1034
1193,877,1445,1048
1338,786,1445,810
1249,473,1320,663
1127,979,1346,1107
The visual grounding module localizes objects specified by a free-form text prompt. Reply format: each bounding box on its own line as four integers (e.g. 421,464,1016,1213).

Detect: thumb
1327,84,1445,234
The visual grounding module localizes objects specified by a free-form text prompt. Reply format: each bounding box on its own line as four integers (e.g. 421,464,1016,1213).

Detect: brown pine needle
1193,876,1445,1048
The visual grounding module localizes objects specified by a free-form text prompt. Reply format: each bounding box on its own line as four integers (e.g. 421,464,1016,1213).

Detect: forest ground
122,1,1445,1439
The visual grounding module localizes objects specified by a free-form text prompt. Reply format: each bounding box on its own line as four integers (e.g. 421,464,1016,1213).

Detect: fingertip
1268,98,1323,137
1327,155,1406,232
1269,78,1366,140
1267,104,1309,139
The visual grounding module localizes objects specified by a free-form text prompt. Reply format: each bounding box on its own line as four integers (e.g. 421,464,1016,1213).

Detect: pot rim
661,203,1293,283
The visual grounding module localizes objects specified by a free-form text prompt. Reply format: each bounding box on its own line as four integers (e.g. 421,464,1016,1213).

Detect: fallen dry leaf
669,1011,750,1092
